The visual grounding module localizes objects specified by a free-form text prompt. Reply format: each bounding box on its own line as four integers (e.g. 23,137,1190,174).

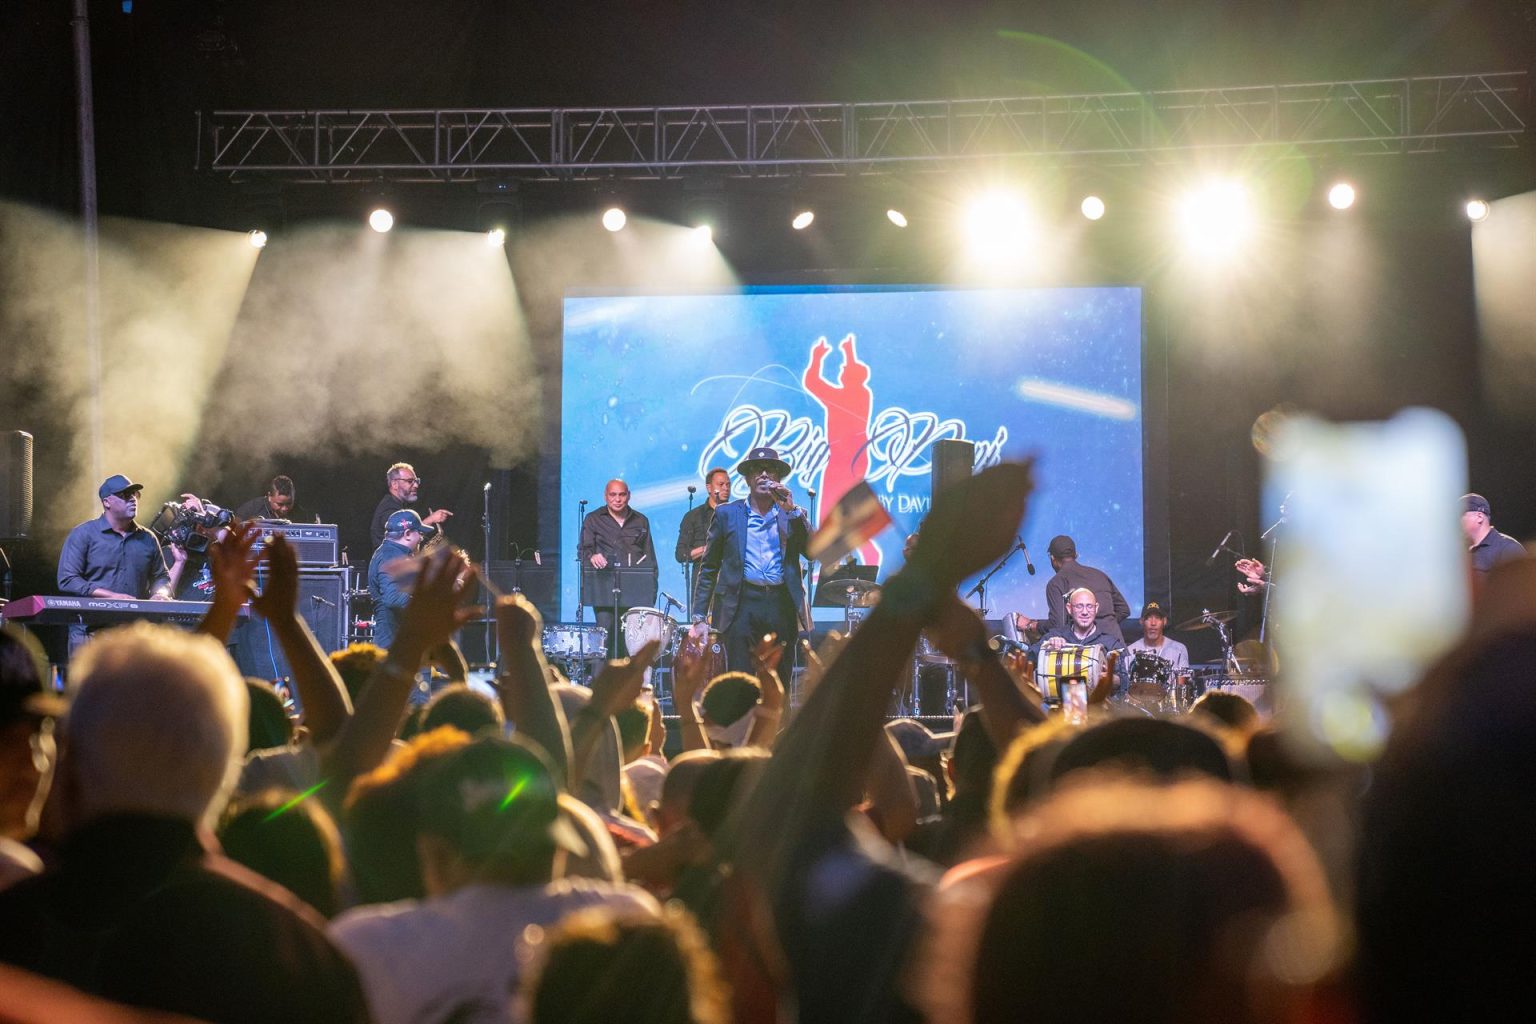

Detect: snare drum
542,624,608,660
621,607,676,658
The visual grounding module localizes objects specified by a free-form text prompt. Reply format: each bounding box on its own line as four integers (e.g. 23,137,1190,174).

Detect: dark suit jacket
693,498,811,633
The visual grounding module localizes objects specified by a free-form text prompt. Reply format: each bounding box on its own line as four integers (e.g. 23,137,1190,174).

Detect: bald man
1033,586,1128,695
578,479,658,657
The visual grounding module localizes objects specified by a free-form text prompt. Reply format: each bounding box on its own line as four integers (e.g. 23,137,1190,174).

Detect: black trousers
723,582,798,683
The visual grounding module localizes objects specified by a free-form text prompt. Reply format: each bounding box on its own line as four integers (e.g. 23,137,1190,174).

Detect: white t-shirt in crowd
330,878,657,1024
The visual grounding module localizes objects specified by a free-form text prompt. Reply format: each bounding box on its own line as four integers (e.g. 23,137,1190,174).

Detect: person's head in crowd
698,672,761,749
420,684,503,738
523,903,729,1024
218,790,346,918
57,623,247,832
343,726,472,904
1046,534,1077,570
386,462,421,504
413,735,586,893
553,683,624,814
1065,587,1098,632
687,748,770,842
0,625,63,843
967,777,1339,1024
265,476,296,518
652,750,721,835
1357,623,1536,1022
1048,716,1233,787
885,718,954,801
1191,690,1262,742
989,718,1079,828
244,678,294,753
329,643,386,707
557,793,623,884
615,701,651,764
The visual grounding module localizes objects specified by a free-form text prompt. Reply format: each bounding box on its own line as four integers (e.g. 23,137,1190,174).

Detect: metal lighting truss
203,71,1527,183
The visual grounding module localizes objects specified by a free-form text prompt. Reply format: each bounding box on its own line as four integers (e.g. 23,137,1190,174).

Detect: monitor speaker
0,431,33,540
930,438,975,500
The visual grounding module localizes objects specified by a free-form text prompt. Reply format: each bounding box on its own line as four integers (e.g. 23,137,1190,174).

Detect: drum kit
538,606,724,702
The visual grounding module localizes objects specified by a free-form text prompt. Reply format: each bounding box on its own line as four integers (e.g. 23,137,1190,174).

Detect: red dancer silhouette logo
802,333,882,567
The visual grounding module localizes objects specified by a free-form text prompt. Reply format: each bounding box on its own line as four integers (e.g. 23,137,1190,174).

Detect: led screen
560,285,1146,625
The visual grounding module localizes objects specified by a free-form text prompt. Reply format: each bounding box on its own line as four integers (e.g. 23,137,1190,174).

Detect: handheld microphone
687,485,697,494
1206,530,1235,565
1019,537,1036,575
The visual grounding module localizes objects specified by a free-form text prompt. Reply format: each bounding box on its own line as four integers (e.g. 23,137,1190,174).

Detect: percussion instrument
542,624,608,661
621,606,676,658
1035,643,1104,705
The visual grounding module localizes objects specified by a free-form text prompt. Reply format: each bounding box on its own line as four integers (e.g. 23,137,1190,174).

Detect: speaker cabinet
930,438,975,499
235,569,350,681
0,431,33,540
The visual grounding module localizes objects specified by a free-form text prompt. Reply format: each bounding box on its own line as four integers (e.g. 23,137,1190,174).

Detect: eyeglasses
395,477,422,486
1069,602,1097,611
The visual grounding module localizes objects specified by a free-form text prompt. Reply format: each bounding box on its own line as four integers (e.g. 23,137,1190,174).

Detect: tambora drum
621,607,676,658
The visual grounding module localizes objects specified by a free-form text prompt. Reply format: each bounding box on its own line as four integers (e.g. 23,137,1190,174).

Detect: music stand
581,566,658,656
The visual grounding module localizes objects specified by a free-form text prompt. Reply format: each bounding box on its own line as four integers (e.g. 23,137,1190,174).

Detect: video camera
151,498,233,554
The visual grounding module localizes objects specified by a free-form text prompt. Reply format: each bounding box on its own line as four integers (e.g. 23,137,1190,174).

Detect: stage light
691,224,714,245
791,210,815,230
1176,180,1254,255
602,207,627,232
485,227,506,247
1465,199,1490,223
1327,182,1356,210
964,189,1034,256
247,229,268,250
1080,195,1106,221
887,209,908,228
368,208,394,233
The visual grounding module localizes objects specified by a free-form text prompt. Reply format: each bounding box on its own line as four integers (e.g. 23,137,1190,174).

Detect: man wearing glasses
57,474,188,652
370,463,453,548
1034,587,1128,695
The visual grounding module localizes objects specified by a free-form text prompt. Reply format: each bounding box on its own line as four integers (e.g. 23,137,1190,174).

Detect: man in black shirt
1461,493,1526,583
370,462,452,548
675,467,731,615
235,475,310,522
57,474,188,654
578,479,657,657
1042,534,1130,642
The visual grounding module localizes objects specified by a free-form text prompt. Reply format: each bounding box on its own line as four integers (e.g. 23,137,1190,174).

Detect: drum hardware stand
683,485,697,619
1204,609,1241,677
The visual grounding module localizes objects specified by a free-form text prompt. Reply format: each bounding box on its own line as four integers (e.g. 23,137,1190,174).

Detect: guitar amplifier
235,568,351,681
250,521,340,567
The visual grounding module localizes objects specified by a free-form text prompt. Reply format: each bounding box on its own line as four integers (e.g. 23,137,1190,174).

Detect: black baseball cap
98,474,144,500
1047,535,1077,559
1462,493,1492,516
1140,601,1169,621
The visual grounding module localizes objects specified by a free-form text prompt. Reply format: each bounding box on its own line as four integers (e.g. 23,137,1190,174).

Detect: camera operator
151,493,236,600
57,474,190,653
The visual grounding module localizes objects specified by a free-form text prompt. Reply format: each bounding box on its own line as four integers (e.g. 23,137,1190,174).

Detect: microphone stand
574,499,587,626
683,487,696,620
481,482,496,666
965,543,1025,618
1257,512,1285,645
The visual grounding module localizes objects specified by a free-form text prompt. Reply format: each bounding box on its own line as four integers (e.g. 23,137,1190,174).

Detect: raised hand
588,638,662,719
906,460,1034,590
924,594,990,662
751,633,784,677
251,534,300,622
493,592,543,654
1088,649,1121,705
672,632,710,708
395,547,483,656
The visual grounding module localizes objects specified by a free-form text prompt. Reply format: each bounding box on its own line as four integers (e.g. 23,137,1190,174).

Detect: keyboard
1,595,249,626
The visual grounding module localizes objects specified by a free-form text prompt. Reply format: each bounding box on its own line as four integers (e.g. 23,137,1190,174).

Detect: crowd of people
2,460,1533,1023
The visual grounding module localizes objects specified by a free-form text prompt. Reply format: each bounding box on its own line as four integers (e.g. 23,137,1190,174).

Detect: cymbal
1174,609,1237,631
813,577,882,606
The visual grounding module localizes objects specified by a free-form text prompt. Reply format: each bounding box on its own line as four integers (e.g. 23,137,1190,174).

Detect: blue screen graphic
560,285,1145,624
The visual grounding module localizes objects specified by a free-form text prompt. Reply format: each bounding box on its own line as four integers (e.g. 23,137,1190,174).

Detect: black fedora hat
735,446,792,477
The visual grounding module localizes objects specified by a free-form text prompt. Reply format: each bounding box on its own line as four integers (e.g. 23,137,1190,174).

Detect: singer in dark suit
693,447,811,677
